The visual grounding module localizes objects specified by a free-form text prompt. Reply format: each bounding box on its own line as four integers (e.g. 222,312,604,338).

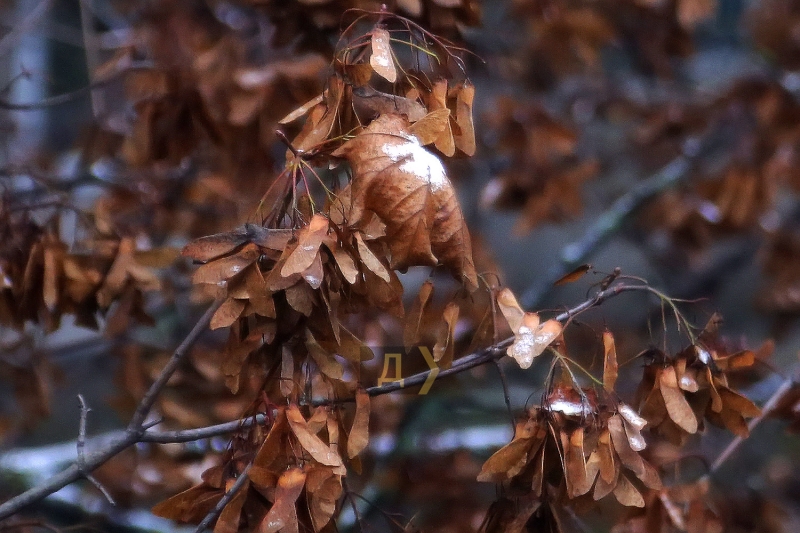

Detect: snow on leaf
332,113,478,290
369,28,397,83
507,313,562,369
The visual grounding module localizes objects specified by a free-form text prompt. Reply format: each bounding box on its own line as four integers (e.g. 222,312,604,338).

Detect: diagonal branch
0,299,222,521
76,395,116,506
315,283,650,405
193,464,251,533
0,285,650,520
128,298,224,432
519,148,699,309
708,376,797,475
0,0,56,59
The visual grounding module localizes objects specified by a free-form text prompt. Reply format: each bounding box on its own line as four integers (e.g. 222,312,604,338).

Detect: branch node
76,394,116,506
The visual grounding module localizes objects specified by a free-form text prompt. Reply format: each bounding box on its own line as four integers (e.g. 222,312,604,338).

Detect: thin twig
0,64,149,111
493,360,516,431
128,298,224,432
0,299,221,521
76,395,116,506
142,414,270,444
314,283,648,405
342,479,364,533
193,464,252,533
708,377,796,474
519,150,698,309
0,0,56,59
78,0,104,118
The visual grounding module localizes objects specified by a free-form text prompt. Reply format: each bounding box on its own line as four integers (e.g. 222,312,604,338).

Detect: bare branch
315,283,649,405
519,147,700,309
0,299,222,521
141,414,270,444
193,464,251,533
76,395,116,506
127,298,224,433
0,0,56,59
709,377,796,475
0,285,652,520
0,64,149,111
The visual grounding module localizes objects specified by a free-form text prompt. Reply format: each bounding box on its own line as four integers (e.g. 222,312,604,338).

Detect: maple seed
370,28,397,83
496,288,563,368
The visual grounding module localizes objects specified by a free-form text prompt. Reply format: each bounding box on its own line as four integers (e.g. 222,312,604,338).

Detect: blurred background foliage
3,0,800,532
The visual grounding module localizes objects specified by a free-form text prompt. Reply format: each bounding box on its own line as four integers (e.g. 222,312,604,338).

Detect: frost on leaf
496,288,562,368
332,113,478,291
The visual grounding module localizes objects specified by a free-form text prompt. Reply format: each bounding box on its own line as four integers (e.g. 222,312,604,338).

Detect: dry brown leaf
286,405,344,467
254,408,289,469
409,108,452,146
259,468,306,533
404,279,434,348
285,282,315,316
332,114,478,290
678,0,717,29
281,215,329,278
497,288,524,333
659,366,698,434
279,93,324,125
554,263,592,286
452,81,476,156
603,329,618,392
597,429,616,484
281,346,295,398
347,387,370,458
308,472,342,530
507,313,562,369
352,85,426,122
477,437,532,482
191,244,260,286
354,232,390,282
325,236,359,284
152,484,222,523
293,77,344,154
306,330,344,380
183,225,290,263
42,241,63,311
214,479,248,533
613,473,645,507
210,298,246,330
433,301,459,368
565,427,589,497
428,80,455,156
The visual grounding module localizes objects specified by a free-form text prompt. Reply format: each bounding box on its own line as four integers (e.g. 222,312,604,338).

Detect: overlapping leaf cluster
155,12,487,530
474,288,772,533
0,207,164,333
635,315,766,443
154,400,369,533
478,385,661,512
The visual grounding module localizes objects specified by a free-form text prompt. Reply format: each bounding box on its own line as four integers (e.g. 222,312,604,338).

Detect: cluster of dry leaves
4,2,800,533
474,297,770,532
0,208,166,333
153,401,368,533
148,11,494,530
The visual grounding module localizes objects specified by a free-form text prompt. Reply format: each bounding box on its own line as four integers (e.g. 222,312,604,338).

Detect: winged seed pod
478,385,660,508
496,288,563,368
